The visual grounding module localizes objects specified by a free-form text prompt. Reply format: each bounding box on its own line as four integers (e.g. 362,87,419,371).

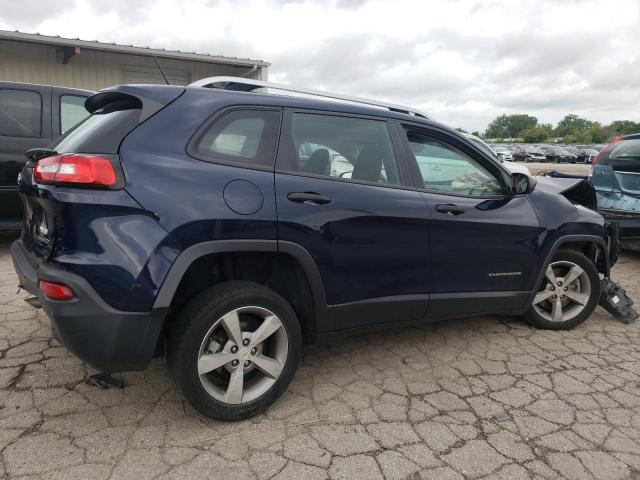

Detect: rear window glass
0,89,42,138
53,107,141,154
60,95,90,135
192,109,281,168
610,139,640,161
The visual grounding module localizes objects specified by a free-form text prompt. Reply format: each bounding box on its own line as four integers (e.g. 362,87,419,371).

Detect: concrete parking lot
1,175,638,479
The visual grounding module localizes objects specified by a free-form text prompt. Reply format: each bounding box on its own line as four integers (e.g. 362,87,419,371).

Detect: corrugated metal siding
122,65,191,85
0,40,267,91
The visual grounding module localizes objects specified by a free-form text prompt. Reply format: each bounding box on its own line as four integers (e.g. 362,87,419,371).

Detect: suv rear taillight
34,154,119,187
39,280,74,301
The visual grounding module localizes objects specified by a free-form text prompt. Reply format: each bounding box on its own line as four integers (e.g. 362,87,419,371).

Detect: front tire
524,249,600,330
167,281,302,421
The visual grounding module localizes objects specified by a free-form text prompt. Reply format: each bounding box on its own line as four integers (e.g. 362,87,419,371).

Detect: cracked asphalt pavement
0,233,639,480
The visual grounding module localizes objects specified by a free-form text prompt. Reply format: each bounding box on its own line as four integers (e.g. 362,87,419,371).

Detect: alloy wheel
532,261,592,323
197,306,288,404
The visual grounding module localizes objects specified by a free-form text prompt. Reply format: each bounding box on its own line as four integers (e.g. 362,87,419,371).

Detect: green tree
600,124,618,142
555,114,593,137
485,115,510,138
471,131,481,137
485,114,538,138
573,123,606,143
521,127,550,143
539,123,554,135
610,120,640,136
455,127,468,134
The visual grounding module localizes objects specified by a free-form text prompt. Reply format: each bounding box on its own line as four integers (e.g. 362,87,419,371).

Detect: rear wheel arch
154,240,330,338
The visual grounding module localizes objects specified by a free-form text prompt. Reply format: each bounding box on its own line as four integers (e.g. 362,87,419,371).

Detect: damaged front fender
534,174,598,210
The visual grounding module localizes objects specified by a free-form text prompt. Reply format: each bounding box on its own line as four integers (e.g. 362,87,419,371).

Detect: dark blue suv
11,77,615,420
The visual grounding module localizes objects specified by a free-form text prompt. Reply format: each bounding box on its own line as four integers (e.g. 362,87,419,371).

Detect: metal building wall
0,40,266,91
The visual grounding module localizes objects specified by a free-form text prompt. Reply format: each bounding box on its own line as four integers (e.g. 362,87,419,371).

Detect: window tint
407,132,503,196
194,110,280,168
611,139,640,161
0,89,42,137
53,107,141,154
287,113,400,185
60,95,90,135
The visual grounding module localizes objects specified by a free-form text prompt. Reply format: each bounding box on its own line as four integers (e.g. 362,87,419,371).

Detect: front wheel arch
524,249,601,330
525,235,607,309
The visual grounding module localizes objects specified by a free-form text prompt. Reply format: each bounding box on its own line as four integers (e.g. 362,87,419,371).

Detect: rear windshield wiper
25,148,58,162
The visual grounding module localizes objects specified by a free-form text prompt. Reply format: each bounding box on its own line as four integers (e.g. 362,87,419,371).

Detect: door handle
435,203,465,215
287,192,332,205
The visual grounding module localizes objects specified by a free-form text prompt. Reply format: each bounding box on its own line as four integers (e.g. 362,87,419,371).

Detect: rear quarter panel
119,88,278,248
18,173,181,311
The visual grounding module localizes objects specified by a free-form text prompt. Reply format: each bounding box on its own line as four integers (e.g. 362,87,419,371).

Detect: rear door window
60,95,90,135
283,112,401,186
191,109,281,169
0,89,42,138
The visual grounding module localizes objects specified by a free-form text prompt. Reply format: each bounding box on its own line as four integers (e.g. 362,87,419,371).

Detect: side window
407,131,504,196
60,95,90,135
0,89,42,138
193,109,281,168
286,113,401,186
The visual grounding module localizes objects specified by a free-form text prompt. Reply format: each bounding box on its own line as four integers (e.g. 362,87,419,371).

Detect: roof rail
189,76,428,118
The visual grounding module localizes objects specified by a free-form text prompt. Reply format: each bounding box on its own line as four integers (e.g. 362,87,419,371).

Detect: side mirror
512,172,536,194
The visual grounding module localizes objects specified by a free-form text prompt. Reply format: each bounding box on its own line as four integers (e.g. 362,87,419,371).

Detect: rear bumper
10,240,166,372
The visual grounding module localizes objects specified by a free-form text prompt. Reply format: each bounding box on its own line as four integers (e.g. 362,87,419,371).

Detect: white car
501,158,531,175
464,134,531,175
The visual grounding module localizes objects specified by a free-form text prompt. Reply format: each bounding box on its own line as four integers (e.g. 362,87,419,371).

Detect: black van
0,82,92,229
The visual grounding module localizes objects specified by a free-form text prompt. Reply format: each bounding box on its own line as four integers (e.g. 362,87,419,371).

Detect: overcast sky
1,0,638,132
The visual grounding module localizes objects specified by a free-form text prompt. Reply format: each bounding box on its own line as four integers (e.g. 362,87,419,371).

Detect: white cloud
0,0,638,131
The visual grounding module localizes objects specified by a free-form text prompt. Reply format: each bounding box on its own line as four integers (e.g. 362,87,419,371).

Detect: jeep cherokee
11,77,616,420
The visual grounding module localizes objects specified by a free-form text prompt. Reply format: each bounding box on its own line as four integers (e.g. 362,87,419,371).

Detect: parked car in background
579,147,599,164
536,145,560,163
494,145,514,162
512,145,547,162
562,146,586,164
0,82,92,229
539,145,577,164
589,133,640,249
556,146,578,164
10,77,615,420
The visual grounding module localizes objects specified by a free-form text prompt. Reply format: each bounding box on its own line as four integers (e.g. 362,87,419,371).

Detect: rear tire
167,281,302,421
524,249,600,330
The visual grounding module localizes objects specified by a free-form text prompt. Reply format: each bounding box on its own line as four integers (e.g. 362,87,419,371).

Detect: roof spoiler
85,84,185,122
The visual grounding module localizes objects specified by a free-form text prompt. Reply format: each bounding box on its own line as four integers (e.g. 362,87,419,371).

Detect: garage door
122,65,191,85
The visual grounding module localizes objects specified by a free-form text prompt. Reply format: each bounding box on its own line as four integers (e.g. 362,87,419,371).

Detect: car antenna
152,55,170,85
